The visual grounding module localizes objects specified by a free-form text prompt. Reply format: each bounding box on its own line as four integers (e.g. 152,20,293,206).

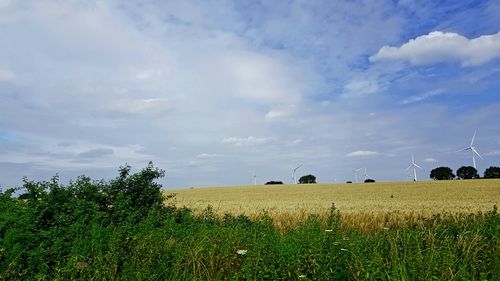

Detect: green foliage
457,166,480,179
299,174,317,184
265,181,283,185
484,166,500,178
430,166,455,180
1,166,499,280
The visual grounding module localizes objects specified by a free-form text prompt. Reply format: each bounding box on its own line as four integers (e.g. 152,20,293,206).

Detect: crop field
170,179,500,231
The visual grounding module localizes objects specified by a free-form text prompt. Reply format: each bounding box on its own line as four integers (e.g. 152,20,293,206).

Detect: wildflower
340,248,348,252
236,249,247,255
342,237,349,241
383,227,389,231
333,242,340,245
299,275,306,278
325,229,333,232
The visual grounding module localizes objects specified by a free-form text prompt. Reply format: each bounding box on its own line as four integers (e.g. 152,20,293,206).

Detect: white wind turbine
362,168,370,181
458,130,483,169
253,173,257,185
406,154,422,181
353,168,363,183
292,164,302,184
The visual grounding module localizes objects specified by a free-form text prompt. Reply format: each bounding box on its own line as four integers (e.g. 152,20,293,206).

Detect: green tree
484,166,500,178
298,175,316,184
265,181,283,185
456,166,480,179
430,167,455,180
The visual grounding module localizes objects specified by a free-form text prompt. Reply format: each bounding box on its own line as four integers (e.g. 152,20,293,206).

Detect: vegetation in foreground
1,164,499,280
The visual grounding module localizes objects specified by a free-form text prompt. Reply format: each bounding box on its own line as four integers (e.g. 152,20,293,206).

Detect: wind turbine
292,164,302,184
362,168,370,181
458,130,483,169
253,173,257,185
406,154,422,181
353,168,363,183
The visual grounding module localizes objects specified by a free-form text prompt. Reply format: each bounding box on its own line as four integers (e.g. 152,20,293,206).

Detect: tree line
430,166,500,180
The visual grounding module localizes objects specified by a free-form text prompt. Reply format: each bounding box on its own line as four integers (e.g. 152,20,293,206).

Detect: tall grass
1,200,498,279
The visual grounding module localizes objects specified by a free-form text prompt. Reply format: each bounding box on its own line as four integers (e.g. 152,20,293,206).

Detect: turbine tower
406,154,422,181
458,130,483,169
292,164,302,184
253,173,257,185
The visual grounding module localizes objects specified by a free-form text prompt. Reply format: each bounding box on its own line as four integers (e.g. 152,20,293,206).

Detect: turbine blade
470,130,477,146
414,163,423,169
471,147,483,159
406,165,412,171
456,147,470,152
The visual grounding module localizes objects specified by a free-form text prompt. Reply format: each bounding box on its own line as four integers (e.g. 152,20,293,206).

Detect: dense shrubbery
299,174,316,184
265,181,283,185
430,167,455,180
1,164,498,280
457,166,480,179
484,166,500,178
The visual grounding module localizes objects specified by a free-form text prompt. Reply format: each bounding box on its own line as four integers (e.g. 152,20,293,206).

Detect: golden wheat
167,179,500,231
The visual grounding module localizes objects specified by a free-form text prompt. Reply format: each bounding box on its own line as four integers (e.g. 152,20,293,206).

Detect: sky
1,0,500,189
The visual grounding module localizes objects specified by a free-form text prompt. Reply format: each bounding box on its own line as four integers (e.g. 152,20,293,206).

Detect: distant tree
484,166,500,178
298,175,316,184
346,181,353,184
265,181,283,185
456,166,480,179
364,179,375,183
430,167,455,180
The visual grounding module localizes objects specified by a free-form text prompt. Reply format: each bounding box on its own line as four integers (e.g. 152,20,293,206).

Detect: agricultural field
170,179,500,231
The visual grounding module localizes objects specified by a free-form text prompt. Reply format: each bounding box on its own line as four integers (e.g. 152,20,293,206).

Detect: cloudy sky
1,0,499,189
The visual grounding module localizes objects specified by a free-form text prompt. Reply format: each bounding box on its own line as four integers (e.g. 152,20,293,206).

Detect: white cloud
0,135,151,169
370,31,500,66
290,138,303,145
265,104,296,120
0,67,15,81
222,136,270,146
346,150,379,157
196,153,218,159
423,158,438,163
341,79,380,98
400,89,445,104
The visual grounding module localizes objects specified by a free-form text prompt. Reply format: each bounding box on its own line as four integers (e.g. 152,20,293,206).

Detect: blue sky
0,0,499,189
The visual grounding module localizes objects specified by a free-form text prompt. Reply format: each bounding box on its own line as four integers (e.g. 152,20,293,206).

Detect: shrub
430,167,455,180
265,181,283,185
484,166,500,178
364,179,375,183
456,166,480,179
298,175,316,184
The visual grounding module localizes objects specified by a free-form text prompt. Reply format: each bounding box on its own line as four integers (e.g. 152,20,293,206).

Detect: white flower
325,229,333,232
333,242,340,245
299,275,306,278
340,248,348,252
383,227,389,231
236,249,247,255
342,237,349,241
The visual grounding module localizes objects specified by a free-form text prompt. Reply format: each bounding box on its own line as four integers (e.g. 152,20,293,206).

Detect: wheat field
167,179,500,231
